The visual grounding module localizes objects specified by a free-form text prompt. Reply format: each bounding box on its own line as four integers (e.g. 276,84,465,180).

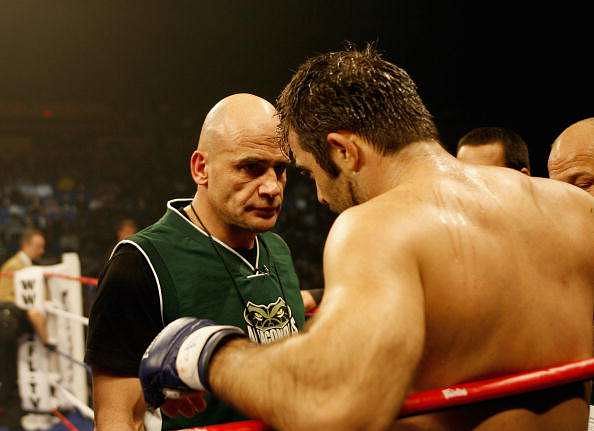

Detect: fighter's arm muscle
92,370,147,431
210,210,426,430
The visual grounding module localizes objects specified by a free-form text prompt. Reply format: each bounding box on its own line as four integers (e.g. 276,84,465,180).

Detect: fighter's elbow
308,410,390,431
94,413,144,431
292,396,393,431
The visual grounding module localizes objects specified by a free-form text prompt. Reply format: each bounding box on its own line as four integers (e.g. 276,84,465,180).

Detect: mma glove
139,317,246,409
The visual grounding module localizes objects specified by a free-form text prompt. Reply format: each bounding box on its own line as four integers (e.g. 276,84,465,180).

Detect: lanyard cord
189,203,289,343
189,203,249,310
259,237,289,305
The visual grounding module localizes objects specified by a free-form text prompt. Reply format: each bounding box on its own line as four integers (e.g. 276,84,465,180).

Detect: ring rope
400,357,594,416
46,344,92,374
183,357,594,430
44,272,99,287
0,271,99,287
0,266,96,422
3,271,593,428
44,300,90,325
51,409,81,431
54,384,95,420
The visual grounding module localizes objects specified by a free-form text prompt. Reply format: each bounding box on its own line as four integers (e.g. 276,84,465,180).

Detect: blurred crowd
0,163,333,294
2,119,592,303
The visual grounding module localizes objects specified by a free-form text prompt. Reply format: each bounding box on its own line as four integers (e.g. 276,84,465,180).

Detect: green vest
125,199,305,430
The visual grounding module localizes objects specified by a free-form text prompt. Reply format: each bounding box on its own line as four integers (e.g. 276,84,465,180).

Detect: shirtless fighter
139,46,594,430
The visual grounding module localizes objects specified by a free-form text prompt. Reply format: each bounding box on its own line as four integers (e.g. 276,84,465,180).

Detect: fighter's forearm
209,336,350,431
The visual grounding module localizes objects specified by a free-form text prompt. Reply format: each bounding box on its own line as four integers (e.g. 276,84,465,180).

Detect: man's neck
361,140,452,199
185,197,256,249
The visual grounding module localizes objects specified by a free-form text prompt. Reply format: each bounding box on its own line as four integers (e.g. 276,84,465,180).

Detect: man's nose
259,169,282,197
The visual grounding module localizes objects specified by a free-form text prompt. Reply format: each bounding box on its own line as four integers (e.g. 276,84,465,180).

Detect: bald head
549,118,594,196
189,93,288,238
198,93,278,154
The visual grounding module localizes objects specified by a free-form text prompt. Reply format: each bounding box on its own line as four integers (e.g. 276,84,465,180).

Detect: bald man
85,94,305,430
549,118,594,196
549,118,594,422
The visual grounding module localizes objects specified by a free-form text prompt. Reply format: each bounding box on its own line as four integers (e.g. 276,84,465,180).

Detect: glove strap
176,325,245,391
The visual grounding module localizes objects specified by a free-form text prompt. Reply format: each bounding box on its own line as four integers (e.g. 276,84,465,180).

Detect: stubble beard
330,177,361,214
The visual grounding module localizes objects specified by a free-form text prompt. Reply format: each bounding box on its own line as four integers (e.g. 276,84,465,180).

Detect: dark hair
457,127,530,171
20,228,44,246
276,45,439,177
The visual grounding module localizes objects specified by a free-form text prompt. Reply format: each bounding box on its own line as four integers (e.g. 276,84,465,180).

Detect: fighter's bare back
367,162,594,430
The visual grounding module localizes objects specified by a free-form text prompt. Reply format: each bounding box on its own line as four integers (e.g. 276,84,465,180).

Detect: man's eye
299,169,312,179
575,177,593,190
242,164,265,176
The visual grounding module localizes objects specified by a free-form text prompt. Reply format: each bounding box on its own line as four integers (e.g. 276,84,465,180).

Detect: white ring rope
45,298,94,420
44,300,89,326
6,253,94,422
55,383,95,420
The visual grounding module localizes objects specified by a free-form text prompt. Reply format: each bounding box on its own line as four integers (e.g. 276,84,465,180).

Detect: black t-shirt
85,244,163,375
85,226,258,376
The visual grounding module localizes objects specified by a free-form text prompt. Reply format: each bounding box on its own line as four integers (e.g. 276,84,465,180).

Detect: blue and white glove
139,317,245,409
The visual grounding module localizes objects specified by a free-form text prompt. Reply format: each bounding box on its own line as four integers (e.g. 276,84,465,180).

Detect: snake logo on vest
243,297,298,343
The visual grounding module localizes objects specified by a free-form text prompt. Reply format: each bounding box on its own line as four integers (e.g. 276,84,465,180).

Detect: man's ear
326,132,362,173
520,167,530,176
190,150,208,185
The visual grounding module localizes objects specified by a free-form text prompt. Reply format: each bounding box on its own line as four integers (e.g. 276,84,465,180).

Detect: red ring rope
400,357,594,416
44,272,98,286
52,409,80,431
183,357,594,431
0,271,99,286
2,272,593,426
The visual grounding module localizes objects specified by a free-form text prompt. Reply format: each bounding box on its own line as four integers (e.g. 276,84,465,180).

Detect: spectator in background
456,127,531,175
0,227,48,341
548,118,594,196
85,218,140,315
100,218,139,268
115,218,137,242
0,228,48,431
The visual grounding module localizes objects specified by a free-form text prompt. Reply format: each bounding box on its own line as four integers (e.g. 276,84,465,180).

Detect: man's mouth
250,206,279,216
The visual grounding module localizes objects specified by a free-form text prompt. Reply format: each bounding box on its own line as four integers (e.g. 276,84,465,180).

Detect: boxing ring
2,253,96,430
3,257,594,430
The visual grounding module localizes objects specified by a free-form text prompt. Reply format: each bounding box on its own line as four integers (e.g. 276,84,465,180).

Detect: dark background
0,1,592,290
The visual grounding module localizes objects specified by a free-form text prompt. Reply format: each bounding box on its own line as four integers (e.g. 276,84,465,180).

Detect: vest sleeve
85,245,163,376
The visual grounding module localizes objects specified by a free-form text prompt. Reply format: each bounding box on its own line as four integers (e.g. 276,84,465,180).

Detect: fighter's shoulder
531,178,594,248
532,176,594,213
544,181,594,272
326,197,421,254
